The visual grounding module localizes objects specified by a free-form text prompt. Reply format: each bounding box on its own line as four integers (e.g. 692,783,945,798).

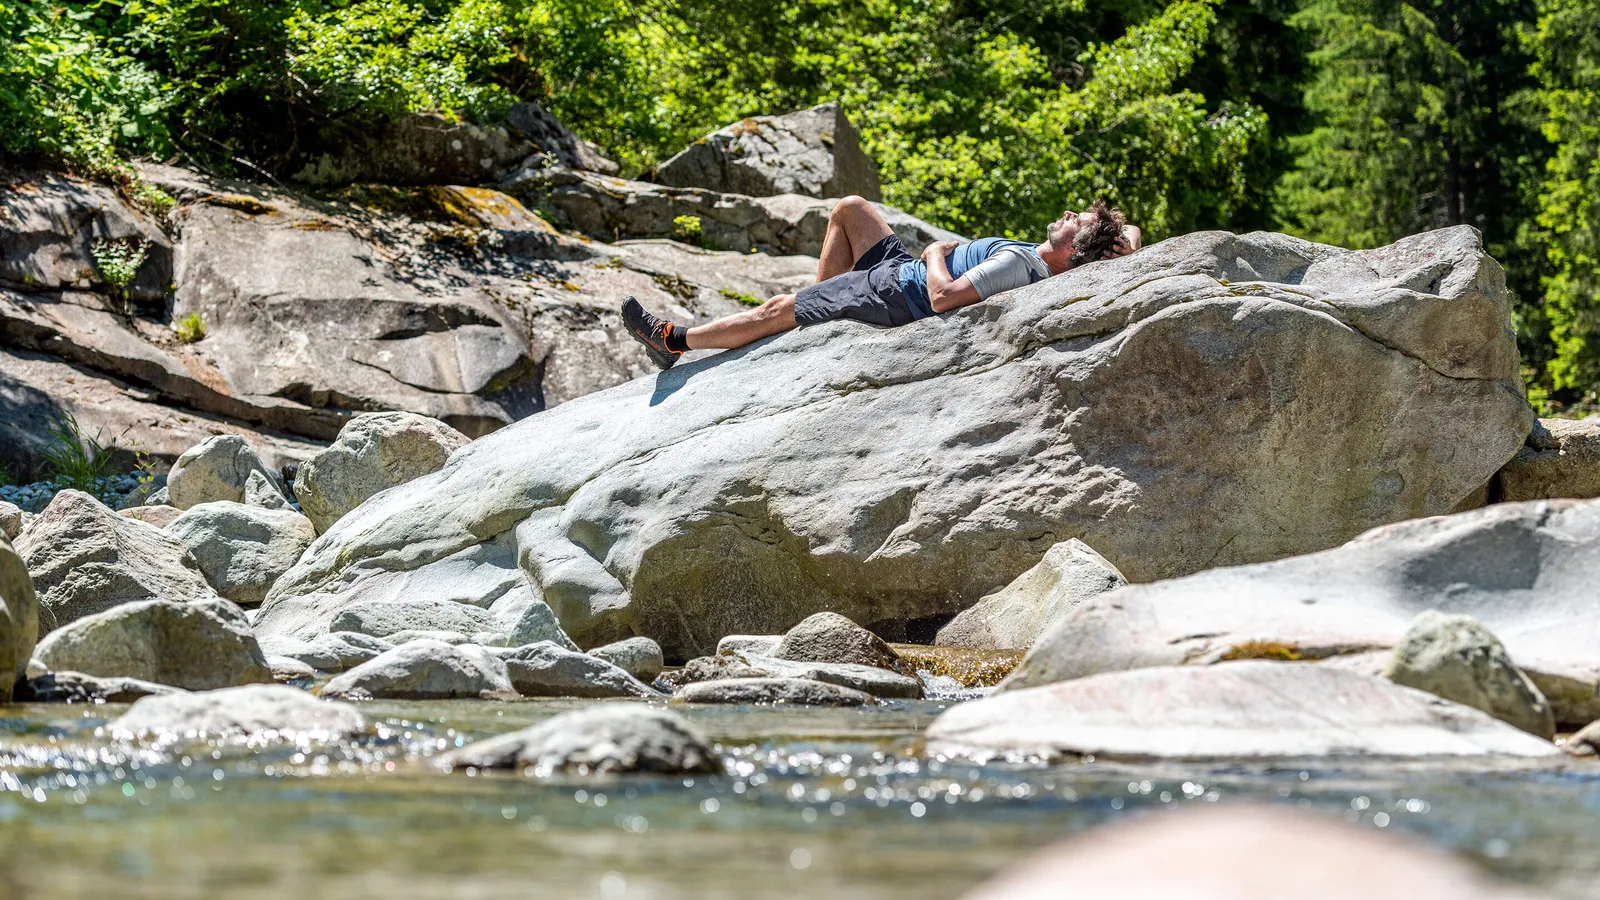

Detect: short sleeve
964,248,1046,300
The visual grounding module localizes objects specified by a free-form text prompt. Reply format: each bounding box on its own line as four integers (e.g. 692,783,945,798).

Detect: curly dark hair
1070,199,1127,267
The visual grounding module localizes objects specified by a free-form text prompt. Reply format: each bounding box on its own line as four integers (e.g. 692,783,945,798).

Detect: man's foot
621,297,684,370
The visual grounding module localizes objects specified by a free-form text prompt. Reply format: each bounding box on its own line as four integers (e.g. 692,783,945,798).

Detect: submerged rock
672,677,875,707
16,490,217,635
30,597,273,690
294,412,470,534
497,641,658,698
963,805,1538,899
436,706,720,775
927,662,1559,760
167,435,291,511
320,640,515,700
1496,417,1600,501
588,637,665,683
110,684,366,741
653,102,882,201
265,227,1530,659
1383,611,1554,739
773,612,905,672
20,671,178,704
0,533,39,699
168,502,316,606
935,539,1126,651
1001,499,1600,728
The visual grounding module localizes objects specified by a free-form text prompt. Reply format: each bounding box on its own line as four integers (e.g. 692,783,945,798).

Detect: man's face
1047,209,1100,251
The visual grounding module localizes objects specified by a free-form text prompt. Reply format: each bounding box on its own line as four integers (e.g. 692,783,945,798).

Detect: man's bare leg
685,294,796,350
816,195,896,282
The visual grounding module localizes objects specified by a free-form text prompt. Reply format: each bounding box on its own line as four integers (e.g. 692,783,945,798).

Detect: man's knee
830,195,873,223
764,293,796,313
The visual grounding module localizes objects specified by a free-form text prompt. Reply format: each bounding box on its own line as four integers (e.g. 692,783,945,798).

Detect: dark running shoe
621,296,683,370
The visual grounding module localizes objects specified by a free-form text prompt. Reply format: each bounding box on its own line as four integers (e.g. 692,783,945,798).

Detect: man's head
1044,199,1127,268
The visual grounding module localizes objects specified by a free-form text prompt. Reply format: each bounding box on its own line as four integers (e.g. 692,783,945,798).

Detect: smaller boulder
497,642,658,698
1381,611,1556,739
436,706,720,775
489,594,581,650
110,684,366,741
1497,417,1600,501
330,598,494,640
653,102,881,200
320,640,514,700
259,631,394,673
935,539,1127,651
118,506,182,528
773,612,905,673
0,533,40,697
167,435,290,510
0,501,23,540
30,597,272,690
267,656,318,683
1565,719,1600,757
589,637,664,683
295,412,470,534
504,101,619,175
168,502,316,607
673,677,874,707
16,490,217,635
670,651,923,699
19,670,177,704
717,635,781,657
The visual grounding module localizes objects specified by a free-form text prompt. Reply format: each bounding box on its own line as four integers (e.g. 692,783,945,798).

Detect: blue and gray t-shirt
898,238,1051,319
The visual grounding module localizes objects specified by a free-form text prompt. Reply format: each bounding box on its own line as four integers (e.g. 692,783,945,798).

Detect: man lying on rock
621,195,1141,369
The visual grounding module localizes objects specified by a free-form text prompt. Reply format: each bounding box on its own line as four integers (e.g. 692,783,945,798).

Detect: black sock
664,325,690,352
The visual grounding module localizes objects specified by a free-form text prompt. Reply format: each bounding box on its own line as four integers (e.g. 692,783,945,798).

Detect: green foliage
672,215,703,246
130,181,176,218
173,311,207,342
41,412,115,495
0,458,14,488
721,288,763,307
91,239,148,291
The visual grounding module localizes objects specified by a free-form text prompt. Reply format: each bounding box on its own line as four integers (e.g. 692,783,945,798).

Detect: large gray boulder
30,597,273,690
16,490,218,635
110,684,366,741
1382,611,1554,739
927,662,1559,760
295,412,470,534
1496,417,1600,501
506,167,959,257
0,534,39,699
1002,498,1600,728
653,103,882,200
168,502,315,606
259,227,1531,660
167,435,291,510
936,539,1126,650
496,641,658,698
320,639,514,700
436,705,720,774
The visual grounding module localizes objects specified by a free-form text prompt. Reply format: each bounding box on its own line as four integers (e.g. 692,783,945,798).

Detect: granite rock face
168,502,315,606
927,662,1559,760
0,534,39,698
936,539,1126,651
30,597,272,690
263,227,1531,659
653,103,882,200
1002,499,1600,728
436,706,720,775
16,490,218,636
166,436,291,511
0,172,173,306
295,412,470,534
1382,611,1555,739
1496,417,1600,501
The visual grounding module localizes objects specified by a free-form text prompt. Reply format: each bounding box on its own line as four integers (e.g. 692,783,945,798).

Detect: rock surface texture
30,597,272,690
669,651,924,699
773,612,905,671
673,677,875,707
168,502,315,606
16,490,218,635
1382,611,1555,739
0,534,39,698
166,435,291,510
436,706,721,775
653,103,882,200
497,641,658,698
927,662,1559,760
1496,417,1600,501
588,636,665,683
320,639,515,700
1003,499,1600,727
110,684,366,740
295,412,470,534
261,227,1532,659
936,539,1126,650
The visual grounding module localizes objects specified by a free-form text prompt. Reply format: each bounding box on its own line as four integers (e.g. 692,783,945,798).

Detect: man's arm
922,240,982,313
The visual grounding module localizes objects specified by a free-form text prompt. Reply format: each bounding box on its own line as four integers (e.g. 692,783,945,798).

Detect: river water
1,697,1598,898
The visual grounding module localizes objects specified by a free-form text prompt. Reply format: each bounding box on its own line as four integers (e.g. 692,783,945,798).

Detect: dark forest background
3,0,1596,410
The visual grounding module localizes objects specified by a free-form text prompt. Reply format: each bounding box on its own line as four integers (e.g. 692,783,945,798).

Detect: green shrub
90,239,148,293
671,214,704,246
41,412,114,495
173,311,207,343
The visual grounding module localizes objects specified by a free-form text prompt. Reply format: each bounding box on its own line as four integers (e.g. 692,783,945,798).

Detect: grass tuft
41,412,115,495
173,311,207,343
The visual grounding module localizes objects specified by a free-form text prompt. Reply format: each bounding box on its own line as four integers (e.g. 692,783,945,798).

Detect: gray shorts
793,235,917,328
